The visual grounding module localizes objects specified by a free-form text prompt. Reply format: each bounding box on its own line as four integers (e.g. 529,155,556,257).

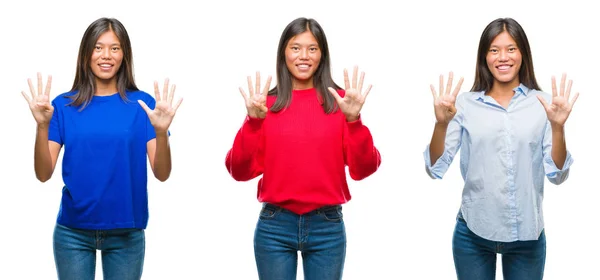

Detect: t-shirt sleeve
48,99,63,145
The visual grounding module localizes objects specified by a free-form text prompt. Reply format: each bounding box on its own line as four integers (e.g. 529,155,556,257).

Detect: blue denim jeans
254,203,346,280
453,216,546,280
53,223,145,280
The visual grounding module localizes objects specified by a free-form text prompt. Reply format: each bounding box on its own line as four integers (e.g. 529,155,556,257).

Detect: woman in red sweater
225,17,381,279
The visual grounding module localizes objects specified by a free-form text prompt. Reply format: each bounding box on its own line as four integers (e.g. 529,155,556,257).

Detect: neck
292,78,314,90
488,80,520,97
95,78,118,96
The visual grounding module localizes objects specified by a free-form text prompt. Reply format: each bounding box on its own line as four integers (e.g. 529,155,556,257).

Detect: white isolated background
1,0,597,279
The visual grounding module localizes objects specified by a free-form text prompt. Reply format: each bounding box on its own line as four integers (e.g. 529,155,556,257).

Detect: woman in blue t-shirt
21,17,182,280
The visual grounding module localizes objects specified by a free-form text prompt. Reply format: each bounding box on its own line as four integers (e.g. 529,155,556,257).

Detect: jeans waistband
262,203,342,216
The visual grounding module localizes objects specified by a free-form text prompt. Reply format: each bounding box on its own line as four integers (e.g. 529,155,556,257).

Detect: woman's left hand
537,73,579,126
139,78,183,133
328,65,372,122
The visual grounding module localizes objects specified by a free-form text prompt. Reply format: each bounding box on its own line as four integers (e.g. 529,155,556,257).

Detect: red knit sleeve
225,115,265,181
343,116,381,180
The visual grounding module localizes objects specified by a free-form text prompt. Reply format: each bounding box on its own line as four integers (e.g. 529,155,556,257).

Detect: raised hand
138,78,183,133
430,72,464,124
239,71,271,119
21,72,54,126
328,65,372,122
537,73,579,126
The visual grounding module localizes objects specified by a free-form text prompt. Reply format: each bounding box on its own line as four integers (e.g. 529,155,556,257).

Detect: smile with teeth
99,64,113,71
297,64,311,70
496,65,511,71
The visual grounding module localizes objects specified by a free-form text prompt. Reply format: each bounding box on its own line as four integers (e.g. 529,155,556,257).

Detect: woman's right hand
21,72,54,126
239,71,271,119
430,72,463,124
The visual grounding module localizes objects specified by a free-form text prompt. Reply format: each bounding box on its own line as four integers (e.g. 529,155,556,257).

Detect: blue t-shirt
49,90,157,230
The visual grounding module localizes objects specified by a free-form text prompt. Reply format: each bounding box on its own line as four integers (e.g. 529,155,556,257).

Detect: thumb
536,95,549,110
138,100,152,115
328,87,342,104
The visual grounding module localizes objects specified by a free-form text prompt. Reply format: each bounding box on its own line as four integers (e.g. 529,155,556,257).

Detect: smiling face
90,30,123,88
284,30,322,90
486,31,522,88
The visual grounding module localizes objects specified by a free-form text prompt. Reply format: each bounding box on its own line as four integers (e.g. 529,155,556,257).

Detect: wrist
154,129,169,136
550,122,565,133
37,123,50,130
345,114,359,122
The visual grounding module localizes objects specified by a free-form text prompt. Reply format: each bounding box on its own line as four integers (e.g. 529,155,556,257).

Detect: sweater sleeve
343,115,381,180
225,115,265,181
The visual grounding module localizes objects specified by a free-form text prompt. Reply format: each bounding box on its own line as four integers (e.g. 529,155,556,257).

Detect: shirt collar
474,83,530,101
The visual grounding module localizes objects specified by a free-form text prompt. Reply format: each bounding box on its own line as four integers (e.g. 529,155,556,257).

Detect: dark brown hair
68,17,138,108
269,17,341,113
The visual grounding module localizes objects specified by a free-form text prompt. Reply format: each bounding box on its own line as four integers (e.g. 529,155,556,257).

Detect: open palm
537,73,579,126
138,79,183,133
21,72,54,126
430,72,464,124
328,66,372,122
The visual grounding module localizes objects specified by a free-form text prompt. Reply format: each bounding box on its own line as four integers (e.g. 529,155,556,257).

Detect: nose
498,50,509,61
299,48,309,59
101,48,112,60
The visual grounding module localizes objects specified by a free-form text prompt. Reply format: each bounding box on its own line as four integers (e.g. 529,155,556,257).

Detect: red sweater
225,88,381,214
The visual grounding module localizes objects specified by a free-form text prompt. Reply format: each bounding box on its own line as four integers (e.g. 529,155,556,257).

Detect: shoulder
529,89,551,102
126,90,154,100
51,91,77,106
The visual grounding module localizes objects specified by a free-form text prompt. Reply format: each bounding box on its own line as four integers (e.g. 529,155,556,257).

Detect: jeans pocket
321,206,343,222
259,204,278,219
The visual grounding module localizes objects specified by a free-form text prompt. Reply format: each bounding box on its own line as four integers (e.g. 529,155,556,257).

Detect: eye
111,47,120,51
309,47,318,52
508,47,517,52
291,46,299,51
95,46,102,51
489,49,498,53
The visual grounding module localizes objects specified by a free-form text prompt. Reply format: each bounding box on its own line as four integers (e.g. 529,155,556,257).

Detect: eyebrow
95,42,121,46
289,42,319,47
490,44,517,48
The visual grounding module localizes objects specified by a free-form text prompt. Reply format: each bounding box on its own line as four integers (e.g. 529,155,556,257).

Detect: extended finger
559,73,566,96
27,78,36,99
439,74,444,98
565,79,572,101
138,100,152,115
551,76,557,97
239,87,249,103
362,84,373,101
163,78,170,101
430,84,437,99
173,98,183,112
328,87,343,103
352,66,358,89
358,71,365,93
452,77,464,97
247,76,254,97
536,95,549,111
154,81,161,101
262,75,272,96
37,72,43,98
21,91,32,103
255,71,261,98
569,92,579,108
344,69,350,89
44,75,52,96
445,72,454,96
168,84,176,104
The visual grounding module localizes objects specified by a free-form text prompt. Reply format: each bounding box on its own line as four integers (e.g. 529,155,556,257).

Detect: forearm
152,131,172,181
551,124,567,170
34,124,53,182
429,122,448,165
